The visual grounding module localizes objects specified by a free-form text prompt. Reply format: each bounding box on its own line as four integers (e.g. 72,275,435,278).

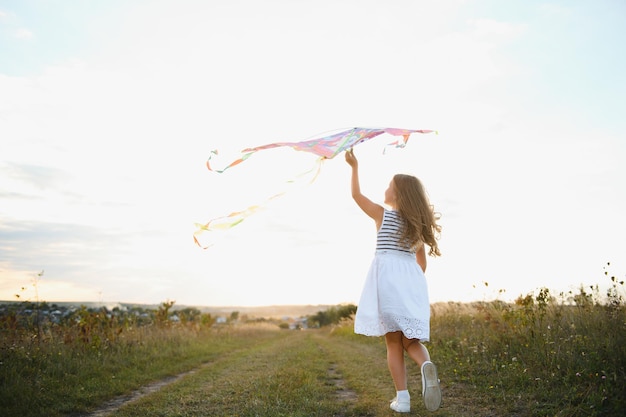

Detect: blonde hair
393,174,442,257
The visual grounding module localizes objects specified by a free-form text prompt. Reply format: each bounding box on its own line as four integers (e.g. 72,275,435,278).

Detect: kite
206,127,436,173
194,127,437,248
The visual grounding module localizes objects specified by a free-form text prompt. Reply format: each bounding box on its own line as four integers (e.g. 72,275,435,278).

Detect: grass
113,330,352,417
429,284,626,416
1,274,624,416
0,323,284,417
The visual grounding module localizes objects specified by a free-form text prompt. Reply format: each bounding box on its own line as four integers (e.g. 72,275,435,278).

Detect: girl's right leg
385,331,407,391
385,332,411,412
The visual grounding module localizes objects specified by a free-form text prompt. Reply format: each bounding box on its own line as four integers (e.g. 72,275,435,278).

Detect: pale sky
1,0,625,307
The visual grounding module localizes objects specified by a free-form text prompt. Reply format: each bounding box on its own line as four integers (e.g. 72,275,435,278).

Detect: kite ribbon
194,156,324,249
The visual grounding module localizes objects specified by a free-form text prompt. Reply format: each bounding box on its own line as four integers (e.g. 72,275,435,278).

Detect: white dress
354,209,431,341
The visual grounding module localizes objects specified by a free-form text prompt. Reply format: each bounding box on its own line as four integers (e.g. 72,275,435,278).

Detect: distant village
0,300,356,330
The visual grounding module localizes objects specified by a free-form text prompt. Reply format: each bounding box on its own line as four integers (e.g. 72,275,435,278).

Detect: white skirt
354,250,430,341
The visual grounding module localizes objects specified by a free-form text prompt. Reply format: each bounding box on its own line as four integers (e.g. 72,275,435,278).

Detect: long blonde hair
393,174,441,257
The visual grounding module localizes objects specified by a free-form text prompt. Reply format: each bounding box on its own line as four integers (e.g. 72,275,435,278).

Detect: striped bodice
375,210,415,255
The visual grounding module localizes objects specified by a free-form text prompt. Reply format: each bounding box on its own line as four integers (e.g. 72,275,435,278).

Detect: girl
345,148,442,413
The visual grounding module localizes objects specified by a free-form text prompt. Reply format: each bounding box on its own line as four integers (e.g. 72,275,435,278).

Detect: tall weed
430,271,626,416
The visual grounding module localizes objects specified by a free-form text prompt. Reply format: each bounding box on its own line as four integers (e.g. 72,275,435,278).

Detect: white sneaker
421,361,442,412
390,397,411,413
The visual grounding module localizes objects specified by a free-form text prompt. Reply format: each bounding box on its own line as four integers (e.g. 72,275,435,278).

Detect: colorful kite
195,127,436,248
206,127,436,173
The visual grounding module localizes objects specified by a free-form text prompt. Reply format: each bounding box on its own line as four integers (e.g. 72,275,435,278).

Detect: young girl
345,148,442,413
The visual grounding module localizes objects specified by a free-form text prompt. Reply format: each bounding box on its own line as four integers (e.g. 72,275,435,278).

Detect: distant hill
190,304,336,319
0,300,338,319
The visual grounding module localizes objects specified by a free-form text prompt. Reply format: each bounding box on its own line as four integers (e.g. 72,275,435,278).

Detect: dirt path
85,362,214,417
87,360,359,416
83,330,498,416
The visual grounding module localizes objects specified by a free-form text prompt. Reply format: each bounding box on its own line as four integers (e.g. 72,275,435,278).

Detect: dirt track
81,330,506,417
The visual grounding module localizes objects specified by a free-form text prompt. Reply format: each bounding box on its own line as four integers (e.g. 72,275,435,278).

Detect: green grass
0,324,284,417
1,278,625,416
114,330,354,417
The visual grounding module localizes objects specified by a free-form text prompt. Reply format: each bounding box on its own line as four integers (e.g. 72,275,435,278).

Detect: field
1,275,624,417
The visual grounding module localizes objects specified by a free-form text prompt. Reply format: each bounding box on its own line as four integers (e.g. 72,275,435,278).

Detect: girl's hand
345,148,358,167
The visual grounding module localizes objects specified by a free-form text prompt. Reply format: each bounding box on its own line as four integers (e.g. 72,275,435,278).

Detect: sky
1,0,625,308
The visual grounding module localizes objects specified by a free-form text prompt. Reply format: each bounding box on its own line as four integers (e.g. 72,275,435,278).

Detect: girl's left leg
401,334,430,367
401,334,442,412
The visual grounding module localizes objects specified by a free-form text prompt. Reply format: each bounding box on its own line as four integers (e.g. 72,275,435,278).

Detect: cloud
469,18,527,39
0,8,33,40
13,27,33,40
0,218,145,301
0,220,129,266
0,190,37,200
538,3,573,17
1,162,71,192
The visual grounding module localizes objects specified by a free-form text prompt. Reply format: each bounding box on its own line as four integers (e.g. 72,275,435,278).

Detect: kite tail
382,130,438,154
193,204,262,249
194,157,324,249
206,149,256,173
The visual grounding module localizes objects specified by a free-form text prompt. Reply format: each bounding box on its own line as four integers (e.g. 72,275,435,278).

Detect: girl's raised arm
345,149,384,228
